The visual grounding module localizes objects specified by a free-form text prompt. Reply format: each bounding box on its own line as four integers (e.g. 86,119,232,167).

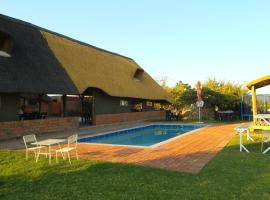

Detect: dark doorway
81,96,93,126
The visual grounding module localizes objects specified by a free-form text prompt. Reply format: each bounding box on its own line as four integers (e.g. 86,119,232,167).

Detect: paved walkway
0,121,149,149
1,122,238,173
76,123,237,173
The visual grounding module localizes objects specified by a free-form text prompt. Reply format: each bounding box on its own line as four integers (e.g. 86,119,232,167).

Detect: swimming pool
79,124,205,147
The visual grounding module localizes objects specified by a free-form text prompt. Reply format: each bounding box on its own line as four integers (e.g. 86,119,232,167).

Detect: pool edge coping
78,123,211,149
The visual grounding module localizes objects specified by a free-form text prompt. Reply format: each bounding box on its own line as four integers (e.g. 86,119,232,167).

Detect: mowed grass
1,135,270,200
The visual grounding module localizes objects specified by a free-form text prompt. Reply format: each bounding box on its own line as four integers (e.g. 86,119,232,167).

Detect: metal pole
198,107,201,122
241,95,243,120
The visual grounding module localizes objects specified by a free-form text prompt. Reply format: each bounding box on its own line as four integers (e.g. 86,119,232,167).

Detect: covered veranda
246,75,270,130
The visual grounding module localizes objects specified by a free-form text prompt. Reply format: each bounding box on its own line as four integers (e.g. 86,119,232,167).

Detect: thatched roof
0,14,79,94
246,75,270,90
0,14,172,102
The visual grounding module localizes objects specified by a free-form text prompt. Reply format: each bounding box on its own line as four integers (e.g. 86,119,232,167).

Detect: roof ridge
0,13,135,61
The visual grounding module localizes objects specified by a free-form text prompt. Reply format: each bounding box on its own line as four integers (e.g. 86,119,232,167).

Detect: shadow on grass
2,134,270,200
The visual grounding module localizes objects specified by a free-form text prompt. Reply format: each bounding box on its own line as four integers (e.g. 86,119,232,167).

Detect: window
0,31,13,57
154,103,161,110
133,68,144,81
146,101,153,106
133,103,142,111
120,100,128,106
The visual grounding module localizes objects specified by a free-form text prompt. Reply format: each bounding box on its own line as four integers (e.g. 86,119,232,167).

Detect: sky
1,0,270,93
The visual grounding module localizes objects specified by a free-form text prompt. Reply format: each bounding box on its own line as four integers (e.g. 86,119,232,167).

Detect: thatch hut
0,14,171,134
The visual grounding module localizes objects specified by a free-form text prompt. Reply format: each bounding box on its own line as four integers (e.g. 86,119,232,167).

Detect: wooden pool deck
76,123,237,173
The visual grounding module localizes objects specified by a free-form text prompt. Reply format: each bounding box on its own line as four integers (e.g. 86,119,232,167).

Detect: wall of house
0,117,79,140
24,102,49,113
94,110,166,125
0,93,20,122
93,89,132,114
142,101,155,111
66,99,81,116
93,89,156,114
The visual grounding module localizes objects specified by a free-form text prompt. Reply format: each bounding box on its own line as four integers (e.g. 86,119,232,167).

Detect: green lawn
1,135,270,200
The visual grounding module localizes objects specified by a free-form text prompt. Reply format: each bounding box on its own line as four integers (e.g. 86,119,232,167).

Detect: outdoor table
217,110,234,120
32,139,67,164
235,124,254,153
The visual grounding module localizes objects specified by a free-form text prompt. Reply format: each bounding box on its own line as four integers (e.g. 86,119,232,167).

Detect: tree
204,78,246,97
170,81,196,109
159,78,246,112
203,78,247,111
179,88,197,108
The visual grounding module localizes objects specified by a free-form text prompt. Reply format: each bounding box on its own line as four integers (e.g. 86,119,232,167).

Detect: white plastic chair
23,134,46,162
55,134,79,164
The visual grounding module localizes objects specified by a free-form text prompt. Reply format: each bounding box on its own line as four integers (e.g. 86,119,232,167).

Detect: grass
1,135,270,200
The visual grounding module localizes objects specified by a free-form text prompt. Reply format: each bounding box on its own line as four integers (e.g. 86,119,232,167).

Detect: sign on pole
195,81,204,123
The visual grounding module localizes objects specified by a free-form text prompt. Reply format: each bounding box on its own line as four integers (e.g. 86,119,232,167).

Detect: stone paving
76,123,237,173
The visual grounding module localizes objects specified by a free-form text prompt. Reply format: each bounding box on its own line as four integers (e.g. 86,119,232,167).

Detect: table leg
240,131,242,152
58,143,64,158
263,146,270,154
241,144,249,153
240,130,249,153
246,130,254,141
49,145,51,165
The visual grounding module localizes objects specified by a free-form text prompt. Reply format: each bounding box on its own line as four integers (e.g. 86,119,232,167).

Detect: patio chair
261,130,270,153
23,134,47,162
55,134,79,164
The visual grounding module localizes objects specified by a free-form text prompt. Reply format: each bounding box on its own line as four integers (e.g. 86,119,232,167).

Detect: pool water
79,124,204,147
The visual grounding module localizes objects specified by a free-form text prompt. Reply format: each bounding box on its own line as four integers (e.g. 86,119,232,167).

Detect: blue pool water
79,124,204,147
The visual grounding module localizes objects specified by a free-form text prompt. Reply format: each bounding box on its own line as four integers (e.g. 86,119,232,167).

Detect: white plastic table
32,139,66,164
235,124,254,153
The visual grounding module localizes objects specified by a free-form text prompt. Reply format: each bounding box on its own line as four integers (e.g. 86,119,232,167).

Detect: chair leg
36,152,40,163
68,152,71,164
34,150,37,159
56,151,58,163
58,143,64,158
261,140,264,152
26,150,28,160
49,146,51,165
75,149,79,160
36,148,41,163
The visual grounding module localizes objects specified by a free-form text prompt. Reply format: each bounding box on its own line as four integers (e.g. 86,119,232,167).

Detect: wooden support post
251,86,257,123
80,95,84,124
61,94,67,117
80,95,84,116
92,96,95,125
